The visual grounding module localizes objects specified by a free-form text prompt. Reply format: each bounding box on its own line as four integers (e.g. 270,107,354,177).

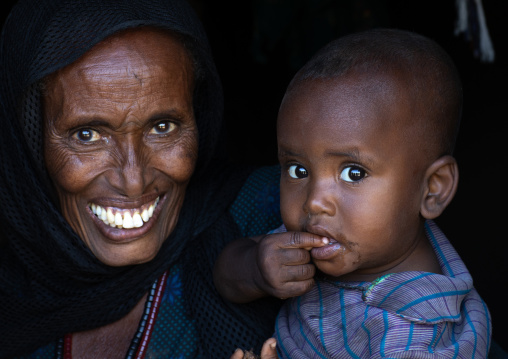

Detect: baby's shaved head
286,28,462,158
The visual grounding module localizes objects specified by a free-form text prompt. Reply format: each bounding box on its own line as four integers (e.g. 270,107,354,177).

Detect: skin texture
43,28,198,268
277,74,444,281
214,71,459,305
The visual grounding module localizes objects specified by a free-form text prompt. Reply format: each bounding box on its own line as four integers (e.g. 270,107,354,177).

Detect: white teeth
132,212,143,228
107,208,115,225
89,196,160,229
114,212,123,226
141,209,149,222
122,212,134,229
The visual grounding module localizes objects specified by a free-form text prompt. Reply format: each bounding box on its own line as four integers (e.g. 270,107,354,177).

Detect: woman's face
43,29,198,266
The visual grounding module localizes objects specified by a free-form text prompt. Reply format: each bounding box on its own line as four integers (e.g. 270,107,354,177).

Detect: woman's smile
88,195,163,242
90,196,160,230
43,29,198,266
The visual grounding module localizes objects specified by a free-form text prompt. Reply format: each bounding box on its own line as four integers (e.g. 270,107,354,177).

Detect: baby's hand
213,232,328,303
254,231,328,299
230,338,278,359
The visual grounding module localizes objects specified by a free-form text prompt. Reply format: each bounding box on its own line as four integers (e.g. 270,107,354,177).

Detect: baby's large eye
288,164,308,179
340,166,366,182
150,120,176,135
73,128,100,142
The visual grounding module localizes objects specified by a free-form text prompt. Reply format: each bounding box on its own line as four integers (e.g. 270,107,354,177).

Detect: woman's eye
150,121,176,135
288,164,308,179
340,166,366,182
73,129,100,142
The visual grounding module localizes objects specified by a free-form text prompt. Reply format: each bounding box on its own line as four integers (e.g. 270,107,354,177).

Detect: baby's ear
420,155,459,219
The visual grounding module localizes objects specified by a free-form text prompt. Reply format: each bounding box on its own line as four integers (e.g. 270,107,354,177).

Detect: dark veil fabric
0,0,279,357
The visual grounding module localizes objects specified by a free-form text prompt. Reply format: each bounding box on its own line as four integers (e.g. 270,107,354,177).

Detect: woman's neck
70,293,147,359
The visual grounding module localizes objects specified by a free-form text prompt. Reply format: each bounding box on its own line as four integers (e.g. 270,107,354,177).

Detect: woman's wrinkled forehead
45,28,194,82
42,27,195,120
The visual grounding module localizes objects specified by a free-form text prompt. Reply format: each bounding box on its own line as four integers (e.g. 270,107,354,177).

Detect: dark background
3,0,507,350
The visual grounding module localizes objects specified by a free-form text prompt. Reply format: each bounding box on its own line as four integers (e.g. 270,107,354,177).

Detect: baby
217,28,491,358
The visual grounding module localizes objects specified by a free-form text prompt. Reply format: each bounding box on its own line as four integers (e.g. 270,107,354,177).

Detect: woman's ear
420,155,459,219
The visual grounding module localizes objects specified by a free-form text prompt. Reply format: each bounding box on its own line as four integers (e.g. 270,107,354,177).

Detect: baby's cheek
279,193,305,232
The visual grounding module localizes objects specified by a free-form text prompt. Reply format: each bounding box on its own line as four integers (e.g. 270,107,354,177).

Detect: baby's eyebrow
278,147,375,167
325,148,361,159
277,148,300,158
325,149,375,166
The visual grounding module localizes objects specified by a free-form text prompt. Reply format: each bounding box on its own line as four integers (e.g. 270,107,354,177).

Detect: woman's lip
88,194,166,242
88,193,160,208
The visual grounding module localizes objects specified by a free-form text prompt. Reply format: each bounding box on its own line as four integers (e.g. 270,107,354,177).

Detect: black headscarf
0,0,280,357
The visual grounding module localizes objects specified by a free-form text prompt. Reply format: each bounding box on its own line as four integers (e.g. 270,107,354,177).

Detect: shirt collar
340,221,473,324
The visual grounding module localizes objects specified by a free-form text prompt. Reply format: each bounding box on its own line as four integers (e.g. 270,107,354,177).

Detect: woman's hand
213,232,328,303
230,338,278,359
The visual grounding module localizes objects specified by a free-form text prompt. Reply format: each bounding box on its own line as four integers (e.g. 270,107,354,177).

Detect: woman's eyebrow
62,117,111,129
148,109,187,121
63,108,188,127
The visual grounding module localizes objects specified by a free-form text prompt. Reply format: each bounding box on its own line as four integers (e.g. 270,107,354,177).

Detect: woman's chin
96,243,160,267
85,229,164,267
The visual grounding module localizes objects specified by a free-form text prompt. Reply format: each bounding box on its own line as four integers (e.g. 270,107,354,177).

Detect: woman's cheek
45,144,104,193
157,133,198,183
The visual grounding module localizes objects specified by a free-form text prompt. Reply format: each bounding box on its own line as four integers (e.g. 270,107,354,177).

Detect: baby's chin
312,248,361,279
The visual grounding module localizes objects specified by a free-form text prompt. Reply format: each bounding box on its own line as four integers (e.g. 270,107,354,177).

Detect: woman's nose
109,136,150,197
303,178,337,217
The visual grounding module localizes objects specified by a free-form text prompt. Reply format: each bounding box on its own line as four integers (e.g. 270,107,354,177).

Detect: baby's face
277,74,429,281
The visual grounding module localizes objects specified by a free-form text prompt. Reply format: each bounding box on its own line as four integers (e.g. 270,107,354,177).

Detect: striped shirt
275,220,492,358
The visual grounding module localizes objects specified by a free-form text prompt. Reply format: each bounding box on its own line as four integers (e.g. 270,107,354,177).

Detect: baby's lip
305,224,345,261
304,224,338,244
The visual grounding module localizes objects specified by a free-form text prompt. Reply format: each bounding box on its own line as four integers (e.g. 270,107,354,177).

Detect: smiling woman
42,28,198,267
0,0,283,358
